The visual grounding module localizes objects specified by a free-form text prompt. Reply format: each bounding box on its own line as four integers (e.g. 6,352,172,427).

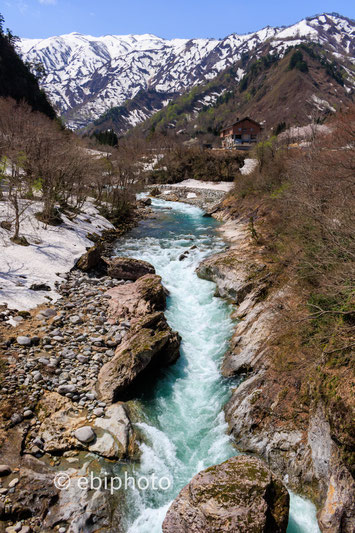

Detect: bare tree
0,98,34,242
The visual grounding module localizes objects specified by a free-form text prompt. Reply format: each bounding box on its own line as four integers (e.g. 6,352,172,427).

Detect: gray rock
12,316,24,324
30,445,43,456
77,355,89,363
16,336,31,346
40,308,57,318
86,392,97,400
74,426,96,444
69,315,83,325
57,384,77,395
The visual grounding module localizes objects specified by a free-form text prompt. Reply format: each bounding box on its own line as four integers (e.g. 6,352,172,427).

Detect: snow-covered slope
18,13,355,130
0,199,114,310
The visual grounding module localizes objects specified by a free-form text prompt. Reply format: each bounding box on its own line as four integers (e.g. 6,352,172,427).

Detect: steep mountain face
133,42,354,140
18,13,354,132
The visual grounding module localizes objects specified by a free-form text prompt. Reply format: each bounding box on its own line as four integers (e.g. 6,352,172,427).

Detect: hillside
18,13,355,132
130,42,354,141
0,18,55,118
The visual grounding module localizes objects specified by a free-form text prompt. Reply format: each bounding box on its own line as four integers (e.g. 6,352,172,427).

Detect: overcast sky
2,0,355,39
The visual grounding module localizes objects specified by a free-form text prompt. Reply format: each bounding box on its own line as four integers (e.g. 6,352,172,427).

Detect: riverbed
115,198,320,533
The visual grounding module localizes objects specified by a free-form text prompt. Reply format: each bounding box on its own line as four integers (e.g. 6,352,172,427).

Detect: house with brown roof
220,117,262,148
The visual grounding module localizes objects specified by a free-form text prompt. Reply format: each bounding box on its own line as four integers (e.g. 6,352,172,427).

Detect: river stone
69,315,82,325
162,455,289,533
58,384,77,395
105,257,155,281
16,336,31,346
74,426,96,444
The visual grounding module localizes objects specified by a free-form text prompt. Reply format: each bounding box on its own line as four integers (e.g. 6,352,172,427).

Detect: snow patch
240,158,258,175
168,179,234,192
0,199,114,311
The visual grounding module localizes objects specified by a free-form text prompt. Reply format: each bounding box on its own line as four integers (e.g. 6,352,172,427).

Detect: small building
220,117,262,148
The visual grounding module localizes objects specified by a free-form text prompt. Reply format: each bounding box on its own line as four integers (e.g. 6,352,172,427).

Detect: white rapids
113,198,320,533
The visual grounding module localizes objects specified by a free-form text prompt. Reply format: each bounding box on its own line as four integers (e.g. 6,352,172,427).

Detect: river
114,198,320,533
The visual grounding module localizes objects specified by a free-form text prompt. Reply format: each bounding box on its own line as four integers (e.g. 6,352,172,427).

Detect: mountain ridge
18,13,355,132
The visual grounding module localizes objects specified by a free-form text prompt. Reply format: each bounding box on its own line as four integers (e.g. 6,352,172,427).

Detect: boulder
105,257,155,281
76,244,105,272
162,455,289,533
74,426,96,444
196,251,260,302
34,392,136,460
138,197,152,207
35,393,87,453
29,283,51,291
98,312,180,402
89,404,137,459
43,465,124,533
107,274,167,324
179,253,188,261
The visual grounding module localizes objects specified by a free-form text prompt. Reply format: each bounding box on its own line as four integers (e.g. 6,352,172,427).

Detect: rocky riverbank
0,255,180,532
196,215,355,533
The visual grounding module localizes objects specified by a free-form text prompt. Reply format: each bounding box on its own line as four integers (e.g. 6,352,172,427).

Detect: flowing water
114,198,320,533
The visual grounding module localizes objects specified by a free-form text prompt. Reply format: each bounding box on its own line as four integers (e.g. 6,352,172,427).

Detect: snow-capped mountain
19,13,355,130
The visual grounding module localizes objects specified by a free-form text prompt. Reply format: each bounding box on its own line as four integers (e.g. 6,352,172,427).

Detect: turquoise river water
114,198,320,533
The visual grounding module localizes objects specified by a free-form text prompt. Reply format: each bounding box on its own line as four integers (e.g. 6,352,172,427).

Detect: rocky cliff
196,216,355,532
